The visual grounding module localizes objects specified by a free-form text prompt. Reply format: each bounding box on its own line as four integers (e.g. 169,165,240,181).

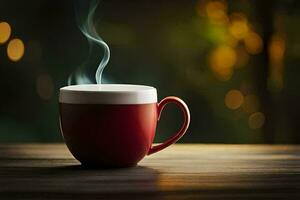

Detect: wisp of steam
68,0,110,85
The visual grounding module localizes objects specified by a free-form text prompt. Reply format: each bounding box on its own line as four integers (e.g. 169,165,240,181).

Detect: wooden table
0,144,300,199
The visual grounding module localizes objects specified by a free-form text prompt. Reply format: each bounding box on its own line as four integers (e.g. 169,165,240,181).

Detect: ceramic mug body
59,84,190,167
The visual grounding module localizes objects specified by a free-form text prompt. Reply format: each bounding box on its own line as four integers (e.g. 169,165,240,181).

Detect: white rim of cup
59,84,158,104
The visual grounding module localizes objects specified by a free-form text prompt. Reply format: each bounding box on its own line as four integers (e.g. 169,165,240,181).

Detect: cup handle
147,96,190,155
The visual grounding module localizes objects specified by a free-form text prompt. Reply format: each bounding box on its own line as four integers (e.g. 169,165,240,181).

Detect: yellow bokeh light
248,112,265,129
209,45,237,81
229,13,249,40
242,95,260,114
36,74,54,100
225,89,244,110
7,38,25,62
244,31,263,55
0,22,11,44
205,1,228,24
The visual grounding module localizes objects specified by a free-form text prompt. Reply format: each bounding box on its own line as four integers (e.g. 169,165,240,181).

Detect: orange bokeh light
209,45,237,81
225,89,244,110
205,1,228,24
269,34,285,65
268,34,285,91
229,13,249,40
248,112,265,129
0,22,11,44
244,31,263,55
36,74,54,100
7,38,25,62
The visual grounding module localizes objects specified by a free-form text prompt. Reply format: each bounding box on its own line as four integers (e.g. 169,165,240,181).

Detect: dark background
0,0,300,143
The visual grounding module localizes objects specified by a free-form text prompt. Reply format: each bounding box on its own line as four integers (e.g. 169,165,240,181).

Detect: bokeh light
209,45,237,81
225,89,244,110
229,13,249,40
36,74,54,100
0,22,11,44
7,38,25,62
205,1,228,24
269,34,285,64
268,34,285,91
244,31,263,55
242,95,260,114
248,112,265,129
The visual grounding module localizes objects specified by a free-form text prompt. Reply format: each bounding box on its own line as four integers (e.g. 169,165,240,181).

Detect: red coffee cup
59,84,190,167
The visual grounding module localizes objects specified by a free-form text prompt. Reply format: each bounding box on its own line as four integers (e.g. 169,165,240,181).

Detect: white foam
59,84,157,104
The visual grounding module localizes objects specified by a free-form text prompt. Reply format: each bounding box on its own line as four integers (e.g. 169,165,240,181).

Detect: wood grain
0,144,300,199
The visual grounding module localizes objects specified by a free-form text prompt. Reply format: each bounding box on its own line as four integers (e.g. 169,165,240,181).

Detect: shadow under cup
59,84,190,168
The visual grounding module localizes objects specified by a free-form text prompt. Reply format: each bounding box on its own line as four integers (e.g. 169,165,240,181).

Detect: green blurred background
0,0,300,143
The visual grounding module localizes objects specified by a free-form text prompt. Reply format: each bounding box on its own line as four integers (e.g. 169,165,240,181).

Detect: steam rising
68,0,110,85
